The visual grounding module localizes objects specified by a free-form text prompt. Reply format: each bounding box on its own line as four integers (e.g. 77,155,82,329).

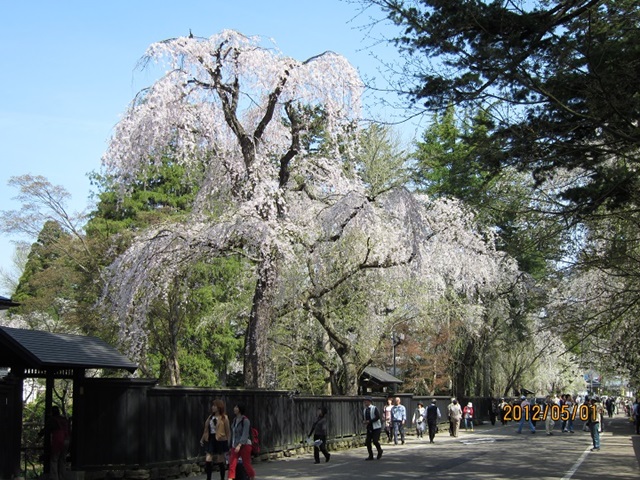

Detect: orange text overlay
502,404,595,422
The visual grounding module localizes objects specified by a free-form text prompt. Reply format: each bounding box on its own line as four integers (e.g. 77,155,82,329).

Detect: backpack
243,416,260,456
250,426,260,455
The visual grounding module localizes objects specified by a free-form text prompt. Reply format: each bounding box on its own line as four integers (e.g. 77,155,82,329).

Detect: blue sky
0,0,421,297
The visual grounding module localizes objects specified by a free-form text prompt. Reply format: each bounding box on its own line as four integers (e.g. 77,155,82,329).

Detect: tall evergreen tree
12,221,83,332
371,0,639,216
413,105,563,278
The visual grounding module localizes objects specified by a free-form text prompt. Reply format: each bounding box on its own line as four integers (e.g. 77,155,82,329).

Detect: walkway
200,414,640,479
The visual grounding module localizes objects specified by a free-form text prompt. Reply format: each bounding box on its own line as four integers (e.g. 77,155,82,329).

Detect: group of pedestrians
381,397,405,444
200,400,256,480
311,392,640,469
355,392,640,471
496,393,612,452
327,393,639,471
363,395,406,461
362,395,444,461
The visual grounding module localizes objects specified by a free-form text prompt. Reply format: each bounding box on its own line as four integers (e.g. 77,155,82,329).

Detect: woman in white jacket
412,402,427,438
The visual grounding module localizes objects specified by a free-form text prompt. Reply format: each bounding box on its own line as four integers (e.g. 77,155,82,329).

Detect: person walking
383,397,393,442
634,398,640,435
489,398,498,426
47,406,71,480
463,402,474,432
544,395,556,435
228,404,256,480
565,395,575,433
391,397,406,445
447,398,456,435
308,407,331,464
363,396,383,460
587,398,601,451
605,397,614,418
412,402,427,439
448,399,462,438
200,399,231,480
559,394,567,432
517,396,536,434
425,399,441,444
498,398,509,426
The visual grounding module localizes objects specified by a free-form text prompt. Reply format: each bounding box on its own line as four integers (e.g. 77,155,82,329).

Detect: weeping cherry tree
102,30,367,387
102,30,523,392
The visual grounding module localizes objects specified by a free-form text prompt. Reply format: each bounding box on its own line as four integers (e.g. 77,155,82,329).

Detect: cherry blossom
102,31,522,391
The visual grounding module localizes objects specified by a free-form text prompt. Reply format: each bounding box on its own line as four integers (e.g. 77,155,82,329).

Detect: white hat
467,402,472,407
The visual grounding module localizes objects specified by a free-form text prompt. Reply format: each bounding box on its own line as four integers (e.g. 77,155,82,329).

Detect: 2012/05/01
502,404,596,422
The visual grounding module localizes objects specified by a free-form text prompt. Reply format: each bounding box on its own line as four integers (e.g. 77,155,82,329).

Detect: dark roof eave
37,362,137,373
0,326,137,374
0,295,20,310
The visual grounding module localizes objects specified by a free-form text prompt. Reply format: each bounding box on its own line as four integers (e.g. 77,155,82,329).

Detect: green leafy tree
87,160,251,386
373,0,639,214
412,105,487,201
144,257,251,386
11,221,83,332
354,123,409,198
370,0,640,381
413,104,566,279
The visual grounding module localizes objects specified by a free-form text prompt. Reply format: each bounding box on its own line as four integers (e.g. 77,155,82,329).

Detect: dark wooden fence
0,376,22,480
72,378,493,472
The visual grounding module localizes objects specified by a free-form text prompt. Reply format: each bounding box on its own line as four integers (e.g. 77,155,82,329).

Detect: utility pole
392,331,404,393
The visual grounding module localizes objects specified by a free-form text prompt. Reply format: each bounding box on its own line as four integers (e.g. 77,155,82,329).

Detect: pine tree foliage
371,0,640,215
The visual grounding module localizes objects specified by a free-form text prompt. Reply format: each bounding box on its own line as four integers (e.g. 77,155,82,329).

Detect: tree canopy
372,0,640,216
2,22,600,396
369,0,640,388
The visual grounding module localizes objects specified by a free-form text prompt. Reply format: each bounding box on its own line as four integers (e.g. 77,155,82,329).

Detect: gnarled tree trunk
243,260,276,388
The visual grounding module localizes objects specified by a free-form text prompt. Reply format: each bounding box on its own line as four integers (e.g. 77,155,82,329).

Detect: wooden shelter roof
0,326,137,375
362,366,403,385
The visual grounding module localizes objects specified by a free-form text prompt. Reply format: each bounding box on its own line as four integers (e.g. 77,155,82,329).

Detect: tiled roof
0,326,137,373
363,366,403,384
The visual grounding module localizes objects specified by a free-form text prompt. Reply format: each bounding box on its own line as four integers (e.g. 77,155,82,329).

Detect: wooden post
43,372,54,477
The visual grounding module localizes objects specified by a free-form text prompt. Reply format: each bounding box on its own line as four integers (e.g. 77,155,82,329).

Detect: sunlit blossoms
101,30,523,392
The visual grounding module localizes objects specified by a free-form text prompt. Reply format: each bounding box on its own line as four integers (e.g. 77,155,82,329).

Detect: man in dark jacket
426,399,441,443
363,397,383,460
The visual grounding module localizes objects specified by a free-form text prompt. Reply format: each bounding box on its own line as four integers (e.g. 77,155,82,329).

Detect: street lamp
392,331,404,393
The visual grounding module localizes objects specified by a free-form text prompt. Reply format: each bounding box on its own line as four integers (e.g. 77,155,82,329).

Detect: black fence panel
76,378,154,468
73,379,494,471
